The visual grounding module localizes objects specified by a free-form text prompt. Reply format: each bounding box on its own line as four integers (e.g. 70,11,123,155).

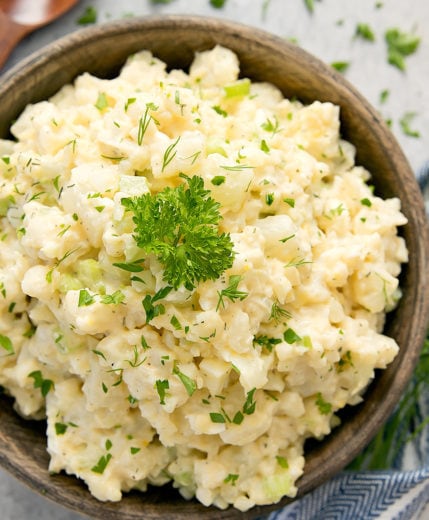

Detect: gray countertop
1,1,428,519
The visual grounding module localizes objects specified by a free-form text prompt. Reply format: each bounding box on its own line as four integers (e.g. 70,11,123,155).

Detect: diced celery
302,335,313,349
0,196,14,217
174,471,194,488
58,273,83,293
262,472,292,502
76,259,103,290
124,241,144,262
206,137,228,157
224,78,251,98
119,175,150,196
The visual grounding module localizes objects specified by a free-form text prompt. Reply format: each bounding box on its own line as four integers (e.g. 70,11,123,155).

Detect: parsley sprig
122,175,234,290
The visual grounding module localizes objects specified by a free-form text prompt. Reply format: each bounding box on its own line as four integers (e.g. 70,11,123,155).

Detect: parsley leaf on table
385,28,421,71
76,6,97,25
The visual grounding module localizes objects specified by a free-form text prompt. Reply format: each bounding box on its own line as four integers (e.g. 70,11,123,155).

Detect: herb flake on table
379,89,390,104
385,28,421,71
304,0,321,14
77,6,97,25
331,61,350,73
399,112,421,138
355,23,376,42
210,0,227,7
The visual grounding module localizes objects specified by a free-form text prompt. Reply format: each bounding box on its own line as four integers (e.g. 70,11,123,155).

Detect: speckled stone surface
0,1,428,519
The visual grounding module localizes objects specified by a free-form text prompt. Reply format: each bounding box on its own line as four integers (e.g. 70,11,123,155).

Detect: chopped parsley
77,6,97,25
124,97,136,112
170,315,182,330
91,453,112,474
265,193,275,206
155,379,169,405
283,198,295,208
276,456,289,468
224,473,239,485
210,0,227,7
173,362,197,396
283,327,301,344
28,370,54,397
243,388,257,415
399,112,420,138
232,411,244,425
260,139,270,153
122,175,234,290
315,392,332,415
379,89,390,104
331,61,350,73
0,334,14,355
385,28,420,71
261,116,281,135
142,287,172,324
209,412,226,423
78,289,95,307
253,335,282,352
54,422,68,435
100,290,125,305
212,105,228,117
355,23,376,42
304,0,321,13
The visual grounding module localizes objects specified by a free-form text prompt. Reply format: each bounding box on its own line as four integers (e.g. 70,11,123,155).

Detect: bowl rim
0,14,428,520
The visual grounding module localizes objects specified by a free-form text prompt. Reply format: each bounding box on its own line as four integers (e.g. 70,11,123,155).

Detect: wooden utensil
0,0,79,69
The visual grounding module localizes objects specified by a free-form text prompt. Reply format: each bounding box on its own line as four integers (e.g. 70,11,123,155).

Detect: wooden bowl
0,16,428,520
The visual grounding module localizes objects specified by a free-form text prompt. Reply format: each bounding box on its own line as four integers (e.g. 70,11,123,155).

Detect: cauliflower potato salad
0,46,408,511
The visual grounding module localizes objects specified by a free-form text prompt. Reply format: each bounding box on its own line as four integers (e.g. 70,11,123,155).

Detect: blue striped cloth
264,162,429,520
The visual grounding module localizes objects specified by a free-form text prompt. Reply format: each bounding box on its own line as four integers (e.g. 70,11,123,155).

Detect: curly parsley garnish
122,175,234,290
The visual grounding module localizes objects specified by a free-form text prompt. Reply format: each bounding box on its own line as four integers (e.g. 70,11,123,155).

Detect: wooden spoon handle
0,10,29,70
